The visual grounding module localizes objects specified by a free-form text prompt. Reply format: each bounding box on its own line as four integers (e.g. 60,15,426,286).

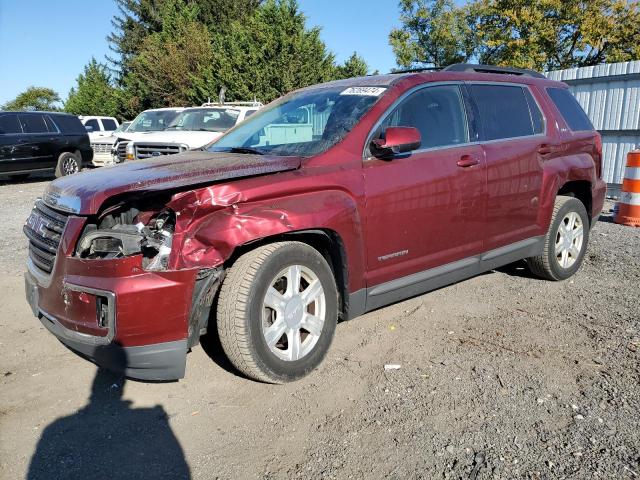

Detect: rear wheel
217,241,338,383
526,196,589,281
55,152,81,177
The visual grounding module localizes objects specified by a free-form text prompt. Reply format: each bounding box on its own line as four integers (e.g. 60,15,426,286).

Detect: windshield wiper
229,147,265,155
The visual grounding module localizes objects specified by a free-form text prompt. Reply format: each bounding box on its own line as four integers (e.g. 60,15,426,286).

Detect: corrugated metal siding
546,61,640,184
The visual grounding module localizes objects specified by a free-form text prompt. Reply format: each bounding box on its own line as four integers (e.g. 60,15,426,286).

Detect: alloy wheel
555,211,584,269
261,264,326,361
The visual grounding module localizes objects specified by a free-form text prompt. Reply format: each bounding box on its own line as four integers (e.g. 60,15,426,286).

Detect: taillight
594,132,603,178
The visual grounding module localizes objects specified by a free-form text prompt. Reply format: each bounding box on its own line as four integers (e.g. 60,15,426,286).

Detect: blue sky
0,0,400,105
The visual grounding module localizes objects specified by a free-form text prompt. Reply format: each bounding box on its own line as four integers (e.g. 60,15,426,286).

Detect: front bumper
25,252,221,381
38,303,188,381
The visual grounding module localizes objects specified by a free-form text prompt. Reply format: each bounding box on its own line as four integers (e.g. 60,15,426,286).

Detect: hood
90,135,117,145
121,130,224,149
43,150,301,215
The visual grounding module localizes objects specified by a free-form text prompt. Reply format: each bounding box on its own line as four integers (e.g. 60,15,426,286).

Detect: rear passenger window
102,119,117,130
0,114,22,134
377,85,469,150
84,119,100,131
546,88,594,131
469,85,538,140
19,114,48,134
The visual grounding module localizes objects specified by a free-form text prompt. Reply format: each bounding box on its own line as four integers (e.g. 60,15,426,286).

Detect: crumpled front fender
166,185,366,292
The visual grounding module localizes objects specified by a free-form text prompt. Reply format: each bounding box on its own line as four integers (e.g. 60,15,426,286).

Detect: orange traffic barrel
614,150,640,227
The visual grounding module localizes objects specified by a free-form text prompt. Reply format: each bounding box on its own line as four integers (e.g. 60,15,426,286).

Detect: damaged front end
76,201,175,271
74,196,225,348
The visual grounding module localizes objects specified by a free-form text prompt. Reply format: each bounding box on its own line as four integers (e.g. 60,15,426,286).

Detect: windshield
208,86,386,157
127,110,182,133
167,108,240,132
113,121,131,134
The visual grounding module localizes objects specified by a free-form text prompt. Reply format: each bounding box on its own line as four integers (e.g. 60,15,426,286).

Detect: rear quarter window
49,115,86,134
102,119,117,130
469,84,539,141
546,87,594,132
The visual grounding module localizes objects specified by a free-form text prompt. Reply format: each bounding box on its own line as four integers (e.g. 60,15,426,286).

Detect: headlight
125,142,135,161
76,209,175,271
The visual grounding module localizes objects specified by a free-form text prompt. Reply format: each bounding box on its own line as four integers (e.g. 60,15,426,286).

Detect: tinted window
0,114,22,134
51,115,85,134
84,119,100,131
523,89,544,134
102,119,117,130
376,85,468,149
245,109,257,118
19,114,48,134
547,88,594,131
43,115,59,133
470,85,536,140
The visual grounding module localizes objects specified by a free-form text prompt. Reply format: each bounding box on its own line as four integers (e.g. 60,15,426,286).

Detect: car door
363,84,486,290
17,113,56,169
467,83,547,250
0,113,30,173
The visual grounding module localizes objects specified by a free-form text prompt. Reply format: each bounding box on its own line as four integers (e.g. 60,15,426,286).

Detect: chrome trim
42,190,81,214
39,283,116,346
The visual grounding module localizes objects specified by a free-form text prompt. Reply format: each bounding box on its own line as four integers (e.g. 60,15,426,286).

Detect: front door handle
457,155,479,168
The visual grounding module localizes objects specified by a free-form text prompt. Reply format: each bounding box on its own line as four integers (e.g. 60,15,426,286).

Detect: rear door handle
457,155,480,168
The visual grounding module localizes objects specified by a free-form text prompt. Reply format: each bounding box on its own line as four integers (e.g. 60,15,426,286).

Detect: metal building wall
546,61,640,185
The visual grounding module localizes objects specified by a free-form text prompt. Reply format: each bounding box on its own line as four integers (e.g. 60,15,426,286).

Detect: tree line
3,0,638,117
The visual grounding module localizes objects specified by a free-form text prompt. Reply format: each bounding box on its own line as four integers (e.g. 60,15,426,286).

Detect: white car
119,102,262,162
79,116,119,140
89,121,131,167
111,107,187,163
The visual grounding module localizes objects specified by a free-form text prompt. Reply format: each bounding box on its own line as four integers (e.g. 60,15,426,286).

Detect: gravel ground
0,176,638,480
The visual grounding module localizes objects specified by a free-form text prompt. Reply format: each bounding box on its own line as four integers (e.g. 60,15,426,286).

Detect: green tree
334,52,369,79
391,0,640,71
474,0,640,70
390,0,477,68
210,0,337,103
124,1,215,112
108,0,262,74
65,59,119,116
2,87,61,111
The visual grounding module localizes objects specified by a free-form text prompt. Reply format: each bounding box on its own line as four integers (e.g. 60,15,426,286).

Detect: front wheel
216,241,338,383
55,152,81,177
526,196,590,281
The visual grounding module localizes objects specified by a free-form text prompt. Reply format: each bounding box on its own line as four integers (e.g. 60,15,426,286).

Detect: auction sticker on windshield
340,87,387,96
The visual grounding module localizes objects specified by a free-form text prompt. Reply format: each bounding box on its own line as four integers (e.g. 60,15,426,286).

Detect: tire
217,241,338,383
55,152,81,177
526,196,590,281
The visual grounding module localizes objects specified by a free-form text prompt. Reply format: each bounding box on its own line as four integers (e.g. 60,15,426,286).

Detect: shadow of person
27,345,191,480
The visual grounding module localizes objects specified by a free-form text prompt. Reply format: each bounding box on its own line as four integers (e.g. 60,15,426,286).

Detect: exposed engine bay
76,198,175,271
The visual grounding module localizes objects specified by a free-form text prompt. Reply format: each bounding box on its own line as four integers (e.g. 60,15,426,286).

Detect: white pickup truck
114,102,262,162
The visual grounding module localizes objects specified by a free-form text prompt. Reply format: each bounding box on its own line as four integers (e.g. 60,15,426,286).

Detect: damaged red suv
24,64,605,382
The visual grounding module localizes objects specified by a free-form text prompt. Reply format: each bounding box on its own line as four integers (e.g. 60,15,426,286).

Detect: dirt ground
0,175,638,480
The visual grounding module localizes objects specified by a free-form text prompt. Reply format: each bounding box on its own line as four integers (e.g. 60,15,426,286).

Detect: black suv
0,111,93,179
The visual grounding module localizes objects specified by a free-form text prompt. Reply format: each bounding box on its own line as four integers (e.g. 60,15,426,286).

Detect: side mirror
85,125,94,132
371,126,421,157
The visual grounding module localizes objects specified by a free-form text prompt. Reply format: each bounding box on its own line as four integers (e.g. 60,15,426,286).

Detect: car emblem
26,212,51,237
151,151,161,157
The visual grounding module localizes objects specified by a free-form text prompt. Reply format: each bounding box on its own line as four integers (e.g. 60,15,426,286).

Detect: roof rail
443,63,546,79
388,66,443,74
200,101,263,108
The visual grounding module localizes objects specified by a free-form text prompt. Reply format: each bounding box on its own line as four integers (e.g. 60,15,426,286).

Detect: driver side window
375,85,469,151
